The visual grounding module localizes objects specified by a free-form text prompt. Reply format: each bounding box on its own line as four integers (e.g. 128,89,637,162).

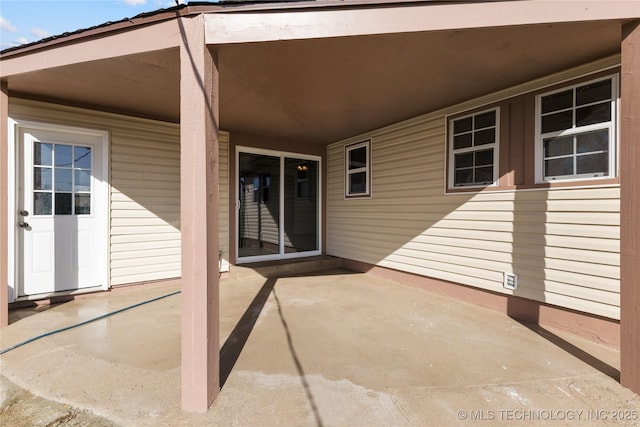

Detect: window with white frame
449,108,499,188
537,75,617,182
345,139,371,197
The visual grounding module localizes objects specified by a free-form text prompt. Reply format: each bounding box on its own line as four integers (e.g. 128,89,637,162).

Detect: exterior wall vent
503,272,518,291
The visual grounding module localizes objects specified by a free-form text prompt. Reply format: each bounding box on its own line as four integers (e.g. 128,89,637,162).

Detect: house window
537,76,617,182
449,108,499,188
345,139,371,197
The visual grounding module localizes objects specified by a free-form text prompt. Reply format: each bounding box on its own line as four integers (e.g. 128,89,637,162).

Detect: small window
448,108,499,188
536,76,617,182
345,139,371,198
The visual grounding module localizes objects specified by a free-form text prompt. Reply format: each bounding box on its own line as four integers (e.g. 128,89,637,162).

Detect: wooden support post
620,20,640,395
0,81,9,328
179,14,221,412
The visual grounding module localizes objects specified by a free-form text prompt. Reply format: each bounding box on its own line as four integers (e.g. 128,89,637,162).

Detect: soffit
6,20,622,144
218,20,621,143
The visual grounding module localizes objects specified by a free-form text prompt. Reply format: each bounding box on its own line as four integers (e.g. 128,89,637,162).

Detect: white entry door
18,125,107,296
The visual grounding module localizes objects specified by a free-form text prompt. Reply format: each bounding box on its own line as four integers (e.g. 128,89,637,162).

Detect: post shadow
512,317,620,381
273,288,324,427
219,277,277,387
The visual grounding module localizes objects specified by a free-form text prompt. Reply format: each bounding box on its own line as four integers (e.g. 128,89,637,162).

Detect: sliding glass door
237,148,321,262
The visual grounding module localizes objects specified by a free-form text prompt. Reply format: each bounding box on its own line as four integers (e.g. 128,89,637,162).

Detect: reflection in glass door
283,157,319,253
238,153,280,258
238,150,320,262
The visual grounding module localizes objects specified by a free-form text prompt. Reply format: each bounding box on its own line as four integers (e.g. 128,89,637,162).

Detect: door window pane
34,193,52,215
74,146,92,169
34,143,53,166
55,168,73,191
75,194,91,215
55,193,72,215
55,144,73,167
34,167,52,191
75,169,91,191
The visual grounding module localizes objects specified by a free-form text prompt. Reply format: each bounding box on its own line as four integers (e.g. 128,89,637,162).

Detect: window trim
534,74,618,184
345,139,372,198
447,107,500,190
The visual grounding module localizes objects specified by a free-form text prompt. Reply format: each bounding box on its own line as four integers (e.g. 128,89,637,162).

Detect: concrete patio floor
1,268,639,426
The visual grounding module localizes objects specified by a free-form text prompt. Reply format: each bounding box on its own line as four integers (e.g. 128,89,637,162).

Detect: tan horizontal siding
111,129,231,284
327,60,621,320
110,123,181,285
219,132,230,271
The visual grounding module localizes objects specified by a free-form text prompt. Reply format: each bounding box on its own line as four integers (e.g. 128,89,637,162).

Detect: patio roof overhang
2,0,640,413
0,1,636,144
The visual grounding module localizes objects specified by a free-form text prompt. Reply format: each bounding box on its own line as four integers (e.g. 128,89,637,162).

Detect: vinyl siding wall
9,100,230,287
219,133,230,271
110,125,181,285
111,126,230,284
327,57,621,319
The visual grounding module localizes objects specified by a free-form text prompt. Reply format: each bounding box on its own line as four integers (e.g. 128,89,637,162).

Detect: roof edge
0,4,193,58
0,0,481,58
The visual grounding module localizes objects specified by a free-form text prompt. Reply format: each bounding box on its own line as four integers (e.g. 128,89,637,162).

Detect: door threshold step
230,256,342,279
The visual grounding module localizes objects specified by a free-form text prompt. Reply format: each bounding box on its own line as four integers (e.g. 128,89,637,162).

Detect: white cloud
31,28,50,38
122,0,147,5
159,0,184,6
15,36,29,45
1,16,17,33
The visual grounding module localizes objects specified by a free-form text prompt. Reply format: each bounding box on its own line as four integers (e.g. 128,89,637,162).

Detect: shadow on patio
1,268,638,426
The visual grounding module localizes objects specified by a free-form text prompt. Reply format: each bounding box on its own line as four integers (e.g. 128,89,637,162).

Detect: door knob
18,222,29,228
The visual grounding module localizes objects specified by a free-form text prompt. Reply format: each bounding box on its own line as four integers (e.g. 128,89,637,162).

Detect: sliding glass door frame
236,146,322,264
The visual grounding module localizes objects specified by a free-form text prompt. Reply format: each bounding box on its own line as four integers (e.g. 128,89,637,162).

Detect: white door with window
17,124,108,296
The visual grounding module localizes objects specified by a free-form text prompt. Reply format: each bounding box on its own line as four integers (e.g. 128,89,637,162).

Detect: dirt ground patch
0,375,118,427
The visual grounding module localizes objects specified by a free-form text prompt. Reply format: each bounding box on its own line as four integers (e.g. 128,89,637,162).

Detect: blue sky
0,0,186,50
